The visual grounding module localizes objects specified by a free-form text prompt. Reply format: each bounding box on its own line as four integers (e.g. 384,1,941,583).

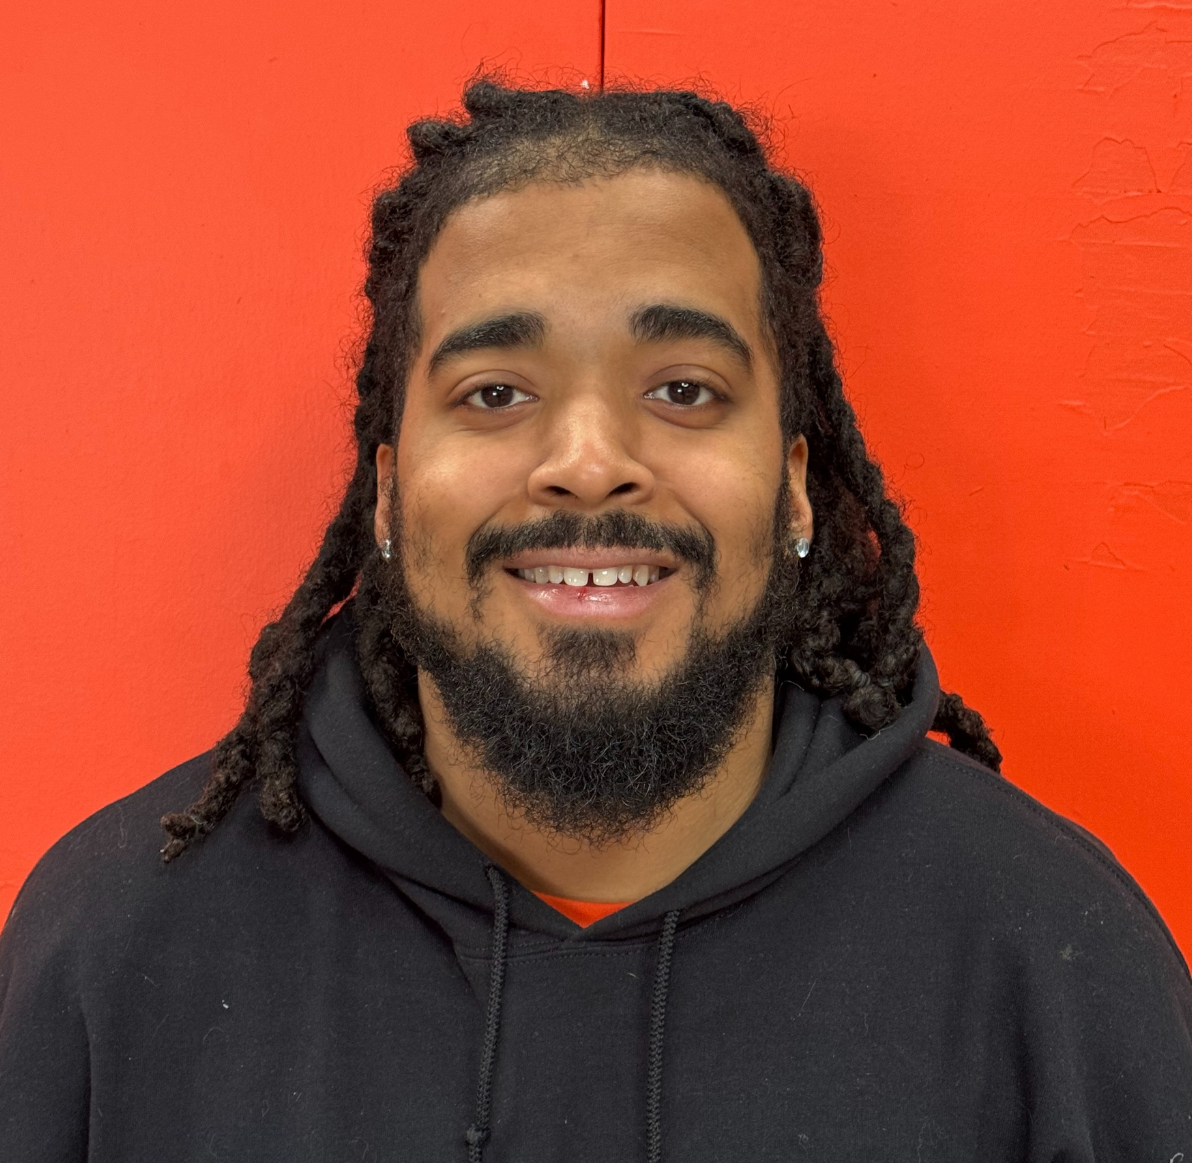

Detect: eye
462,383,534,409
645,380,719,407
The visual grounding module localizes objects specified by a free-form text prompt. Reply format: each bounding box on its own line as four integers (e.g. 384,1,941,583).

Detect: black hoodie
1,610,1190,1161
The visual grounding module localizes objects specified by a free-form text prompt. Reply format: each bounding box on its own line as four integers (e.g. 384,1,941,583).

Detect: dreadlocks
160,79,1001,862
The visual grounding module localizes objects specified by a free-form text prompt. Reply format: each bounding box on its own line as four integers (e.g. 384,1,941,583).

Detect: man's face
378,168,811,689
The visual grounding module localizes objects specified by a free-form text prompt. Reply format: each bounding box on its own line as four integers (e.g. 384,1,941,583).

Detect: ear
785,435,814,543
375,443,395,547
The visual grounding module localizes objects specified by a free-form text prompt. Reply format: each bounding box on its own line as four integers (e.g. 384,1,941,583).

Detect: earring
794,536,811,559
380,538,393,561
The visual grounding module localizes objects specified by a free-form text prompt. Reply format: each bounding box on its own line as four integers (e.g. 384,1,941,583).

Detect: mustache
464,510,717,589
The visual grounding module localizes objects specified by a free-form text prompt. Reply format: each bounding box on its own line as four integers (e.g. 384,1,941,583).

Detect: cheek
675,447,782,590
395,414,525,582
396,486,439,577
396,459,473,584
395,418,463,580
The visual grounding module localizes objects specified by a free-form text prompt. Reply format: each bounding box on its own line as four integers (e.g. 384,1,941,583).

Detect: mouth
506,563,674,588
499,553,680,621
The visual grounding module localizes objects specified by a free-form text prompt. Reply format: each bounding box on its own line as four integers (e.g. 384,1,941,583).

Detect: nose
526,392,655,509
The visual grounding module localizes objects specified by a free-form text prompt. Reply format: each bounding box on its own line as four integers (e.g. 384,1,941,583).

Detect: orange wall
2,1,1189,951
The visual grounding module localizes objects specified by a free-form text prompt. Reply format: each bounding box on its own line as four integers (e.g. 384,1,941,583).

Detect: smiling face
376,168,812,691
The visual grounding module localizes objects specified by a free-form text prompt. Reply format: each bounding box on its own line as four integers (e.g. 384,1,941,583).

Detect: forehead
415,169,764,344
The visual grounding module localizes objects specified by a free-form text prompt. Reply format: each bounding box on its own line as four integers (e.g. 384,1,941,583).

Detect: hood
296,606,940,944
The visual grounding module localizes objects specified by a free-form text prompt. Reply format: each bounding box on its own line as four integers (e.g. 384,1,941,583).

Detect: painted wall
2,1,1189,950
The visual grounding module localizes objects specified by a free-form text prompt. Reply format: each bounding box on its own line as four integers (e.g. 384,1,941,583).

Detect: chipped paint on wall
1078,23,1192,94
1074,138,1159,198
1108,479,1192,522
1070,19,1192,431
1071,541,1146,570
1125,0,1192,12
1067,208,1191,429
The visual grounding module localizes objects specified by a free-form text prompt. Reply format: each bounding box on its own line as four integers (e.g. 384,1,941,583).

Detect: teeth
515,564,666,586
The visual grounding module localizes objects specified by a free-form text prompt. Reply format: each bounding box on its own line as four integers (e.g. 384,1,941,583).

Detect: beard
369,502,800,846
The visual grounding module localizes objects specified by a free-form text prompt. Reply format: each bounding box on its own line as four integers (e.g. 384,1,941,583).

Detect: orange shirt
533,891,633,928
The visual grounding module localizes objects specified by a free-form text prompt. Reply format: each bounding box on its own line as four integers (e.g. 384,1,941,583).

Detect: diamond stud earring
794,537,811,559
380,538,393,561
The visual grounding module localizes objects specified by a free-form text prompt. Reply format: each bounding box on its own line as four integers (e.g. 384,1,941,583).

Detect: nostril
610,481,637,495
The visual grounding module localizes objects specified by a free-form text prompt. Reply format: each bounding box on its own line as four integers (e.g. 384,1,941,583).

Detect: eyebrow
630,303,753,369
426,311,548,375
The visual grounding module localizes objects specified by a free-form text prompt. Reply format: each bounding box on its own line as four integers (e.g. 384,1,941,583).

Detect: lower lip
506,571,673,619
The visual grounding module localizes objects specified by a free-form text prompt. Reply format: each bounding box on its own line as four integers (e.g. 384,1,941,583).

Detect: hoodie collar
297,610,940,941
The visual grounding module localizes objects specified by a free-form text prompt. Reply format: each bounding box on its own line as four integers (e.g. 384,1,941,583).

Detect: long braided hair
160,80,1001,861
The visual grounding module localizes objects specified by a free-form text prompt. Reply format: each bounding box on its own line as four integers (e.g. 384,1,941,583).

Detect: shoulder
870,740,1190,982
1,753,350,978
3,756,209,953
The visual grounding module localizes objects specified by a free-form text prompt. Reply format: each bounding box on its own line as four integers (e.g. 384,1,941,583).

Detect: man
2,80,1189,1161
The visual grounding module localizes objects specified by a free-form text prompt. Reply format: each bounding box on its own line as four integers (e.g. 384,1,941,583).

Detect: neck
418,675,775,903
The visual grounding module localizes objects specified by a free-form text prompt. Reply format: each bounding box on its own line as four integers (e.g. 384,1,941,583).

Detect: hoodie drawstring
466,864,510,1163
646,909,680,1163
466,869,681,1163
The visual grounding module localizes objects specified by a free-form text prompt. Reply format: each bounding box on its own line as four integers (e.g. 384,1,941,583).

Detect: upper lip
503,548,679,571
